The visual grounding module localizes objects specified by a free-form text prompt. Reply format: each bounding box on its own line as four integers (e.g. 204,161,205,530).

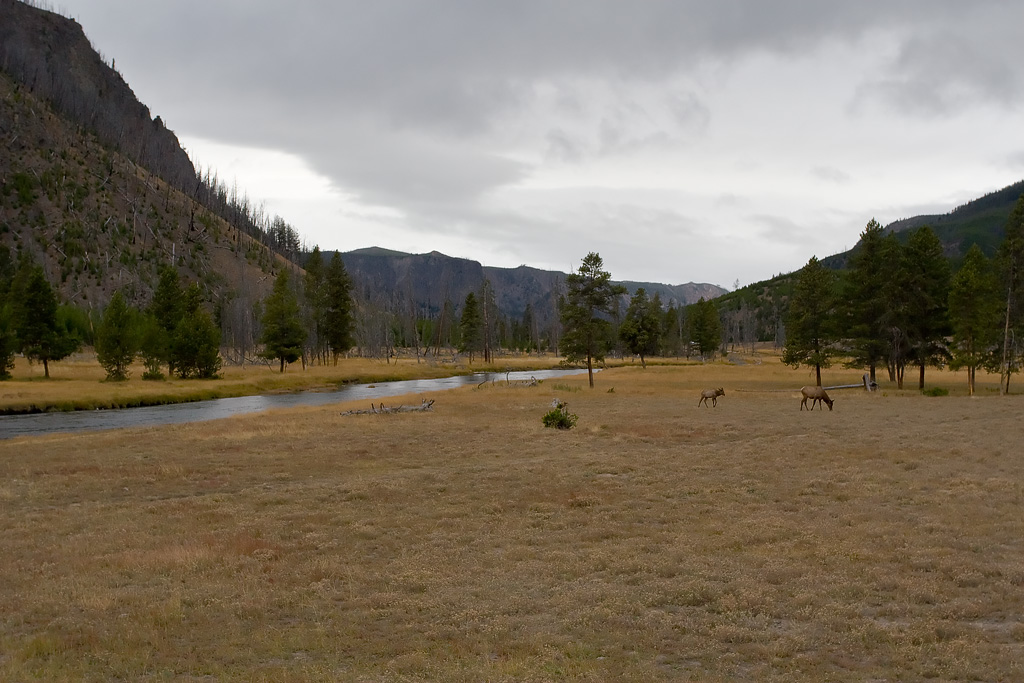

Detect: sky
56,1,1024,289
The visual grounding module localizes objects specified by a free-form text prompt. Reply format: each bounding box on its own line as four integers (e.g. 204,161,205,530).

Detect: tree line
0,244,357,381
13,192,1020,389
783,194,1024,394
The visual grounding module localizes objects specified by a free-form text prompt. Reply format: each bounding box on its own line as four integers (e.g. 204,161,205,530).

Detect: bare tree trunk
1001,282,1012,395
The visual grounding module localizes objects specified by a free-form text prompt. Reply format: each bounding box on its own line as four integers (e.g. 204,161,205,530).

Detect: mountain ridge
332,247,727,327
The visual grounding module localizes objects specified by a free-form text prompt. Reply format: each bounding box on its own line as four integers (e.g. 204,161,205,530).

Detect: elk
800,385,834,411
698,387,725,407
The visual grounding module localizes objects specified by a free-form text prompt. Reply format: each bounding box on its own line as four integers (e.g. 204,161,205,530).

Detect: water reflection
0,369,586,440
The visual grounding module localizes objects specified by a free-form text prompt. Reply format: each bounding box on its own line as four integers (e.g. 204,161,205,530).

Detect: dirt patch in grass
1,356,1022,680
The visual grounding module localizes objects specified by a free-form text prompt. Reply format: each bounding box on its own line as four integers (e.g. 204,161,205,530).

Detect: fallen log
341,399,435,416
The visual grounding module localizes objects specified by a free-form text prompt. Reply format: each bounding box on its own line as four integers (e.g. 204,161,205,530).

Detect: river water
0,369,586,440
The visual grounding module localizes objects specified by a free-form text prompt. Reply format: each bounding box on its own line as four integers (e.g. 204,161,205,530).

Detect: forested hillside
822,180,1024,271
718,180,1024,354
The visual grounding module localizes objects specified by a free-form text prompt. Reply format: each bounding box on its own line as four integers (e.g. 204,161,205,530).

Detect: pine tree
844,219,889,382
878,233,913,387
458,291,483,363
260,269,306,373
150,265,183,375
560,252,625,388
689,297,723,360
13,265,79,378
303,247,327,364
949,245,1000,395
138,315,166,380
619,288,661,367
783,256,839,386
171,284,222,379
96,291,139,381
902,227,952,389
0,301,14,380
323,252,354,363
661,304,683,357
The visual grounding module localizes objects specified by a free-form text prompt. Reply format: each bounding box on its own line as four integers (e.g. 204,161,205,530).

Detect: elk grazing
698,387,725,407
800,385,834,411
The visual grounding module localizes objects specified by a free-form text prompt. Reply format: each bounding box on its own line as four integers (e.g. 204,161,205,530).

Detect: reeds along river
0,369,587,440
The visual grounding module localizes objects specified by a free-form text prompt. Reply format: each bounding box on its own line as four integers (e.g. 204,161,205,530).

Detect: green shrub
922,387,949,397
542,401,578,430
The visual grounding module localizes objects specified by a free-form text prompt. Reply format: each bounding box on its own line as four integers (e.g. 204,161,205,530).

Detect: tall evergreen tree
783,256,839,387
879,233,913,387
171,284,222,378
844,219,889,382
260,269,306,373
560,252,625,388
13,265,79,378
949,245,1000,395
902,226,952,389
95,291,139,381
150,265,183,375
661,304,683,357
689,297,723,360
323,252,354,363
619,288,661,367
458,291,483,363
0,301,14,380
303,246,327,364
138,314,166,380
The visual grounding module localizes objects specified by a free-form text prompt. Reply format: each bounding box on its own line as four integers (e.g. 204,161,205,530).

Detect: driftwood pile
341,398,435,416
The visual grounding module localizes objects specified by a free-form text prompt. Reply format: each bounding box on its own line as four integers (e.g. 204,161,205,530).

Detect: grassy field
0,353,565,414
1,354,1022,681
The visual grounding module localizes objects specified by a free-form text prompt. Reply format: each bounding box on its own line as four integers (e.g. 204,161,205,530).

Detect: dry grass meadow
1,353,1023,681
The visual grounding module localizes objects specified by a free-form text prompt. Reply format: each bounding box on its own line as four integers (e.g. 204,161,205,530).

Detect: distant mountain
822,179,1024,269
337,247,727,326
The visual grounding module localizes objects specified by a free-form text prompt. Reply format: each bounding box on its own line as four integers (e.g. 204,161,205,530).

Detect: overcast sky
58,1,1024,288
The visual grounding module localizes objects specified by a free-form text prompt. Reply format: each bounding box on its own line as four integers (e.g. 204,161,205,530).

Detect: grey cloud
812,166,850,183
855,6,1024,116
544,129,585,164
1005,151,1024,170
310,129,530,209
668,92,711,132
752,214,826,248
92,1,1008,133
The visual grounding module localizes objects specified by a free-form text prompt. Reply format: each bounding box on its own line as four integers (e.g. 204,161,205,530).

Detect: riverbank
0,353,573,414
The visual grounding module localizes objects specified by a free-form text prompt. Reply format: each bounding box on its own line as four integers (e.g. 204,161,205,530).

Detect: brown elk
698,387,725,407
800,385,834,411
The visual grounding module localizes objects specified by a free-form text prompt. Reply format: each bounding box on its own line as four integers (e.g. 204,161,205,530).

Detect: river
0,369,587,440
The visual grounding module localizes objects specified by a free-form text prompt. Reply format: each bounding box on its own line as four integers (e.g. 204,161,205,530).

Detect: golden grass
1,354,1022,680
0,352,565,413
